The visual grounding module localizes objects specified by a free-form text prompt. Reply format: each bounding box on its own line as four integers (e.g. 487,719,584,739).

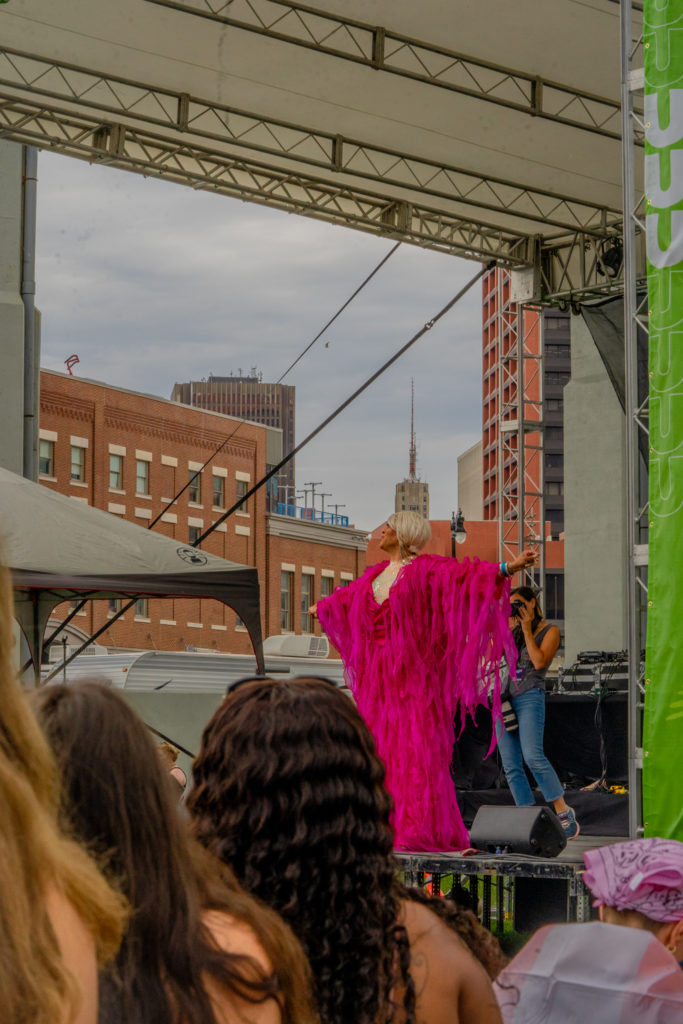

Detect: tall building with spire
394,381,429,518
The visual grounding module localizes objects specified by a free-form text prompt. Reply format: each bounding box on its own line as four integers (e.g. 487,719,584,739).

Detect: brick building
39,370,365,655
267,514,366,640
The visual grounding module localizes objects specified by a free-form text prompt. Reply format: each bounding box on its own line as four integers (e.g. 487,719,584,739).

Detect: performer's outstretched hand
507,548,538,574
308,603,319,620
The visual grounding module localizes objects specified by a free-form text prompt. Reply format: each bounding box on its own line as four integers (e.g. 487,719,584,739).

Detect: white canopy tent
0,467,263,676
0,0,641,297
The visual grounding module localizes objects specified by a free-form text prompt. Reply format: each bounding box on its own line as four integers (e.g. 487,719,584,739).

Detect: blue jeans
495,688,564,806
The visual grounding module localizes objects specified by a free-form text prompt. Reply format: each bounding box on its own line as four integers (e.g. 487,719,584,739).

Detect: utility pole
331,503,346,524
304,481,322,514
318,492,332,521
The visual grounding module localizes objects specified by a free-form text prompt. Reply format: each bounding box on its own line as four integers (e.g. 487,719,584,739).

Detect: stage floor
396,833,624,880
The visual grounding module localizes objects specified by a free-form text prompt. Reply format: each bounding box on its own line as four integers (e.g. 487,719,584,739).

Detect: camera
510,599,525,619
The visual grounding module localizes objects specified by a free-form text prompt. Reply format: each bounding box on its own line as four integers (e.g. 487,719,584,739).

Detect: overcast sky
36,151,483,533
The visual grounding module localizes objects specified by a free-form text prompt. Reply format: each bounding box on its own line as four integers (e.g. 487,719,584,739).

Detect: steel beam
145,0,637,142
0,46,621,238
497,283,544,578
0,50,630,297
0,97,528,263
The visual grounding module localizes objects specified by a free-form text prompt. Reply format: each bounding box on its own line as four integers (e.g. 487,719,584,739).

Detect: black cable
196,260,493,548
275,240,402,382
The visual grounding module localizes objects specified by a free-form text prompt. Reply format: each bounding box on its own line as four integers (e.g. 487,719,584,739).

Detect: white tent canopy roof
0,0,642,296
0,467,262,671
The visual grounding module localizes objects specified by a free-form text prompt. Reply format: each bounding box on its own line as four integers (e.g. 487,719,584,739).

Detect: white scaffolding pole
621,0,648,839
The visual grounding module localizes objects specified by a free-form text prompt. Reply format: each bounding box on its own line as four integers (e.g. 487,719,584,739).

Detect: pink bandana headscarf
584,838,683,923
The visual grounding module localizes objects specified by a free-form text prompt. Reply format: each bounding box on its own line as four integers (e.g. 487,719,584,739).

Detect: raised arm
501,548,537,577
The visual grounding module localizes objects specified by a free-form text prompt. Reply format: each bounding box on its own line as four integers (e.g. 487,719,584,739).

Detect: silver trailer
44,649,347,773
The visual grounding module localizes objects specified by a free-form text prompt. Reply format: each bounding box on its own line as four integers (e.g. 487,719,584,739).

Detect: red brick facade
39,370,366,655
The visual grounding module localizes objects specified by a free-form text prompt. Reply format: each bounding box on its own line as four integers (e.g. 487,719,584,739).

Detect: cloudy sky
36,150,484,532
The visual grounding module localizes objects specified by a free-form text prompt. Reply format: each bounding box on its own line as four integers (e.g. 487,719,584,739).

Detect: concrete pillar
0,141,26,474
563,312,628,663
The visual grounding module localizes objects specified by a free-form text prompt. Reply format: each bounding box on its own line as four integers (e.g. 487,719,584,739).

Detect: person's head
510,585,543,621
380,511,431,561
0,562,125,1024
33,681,313,1024
584,839,683,960
188,676,414,1024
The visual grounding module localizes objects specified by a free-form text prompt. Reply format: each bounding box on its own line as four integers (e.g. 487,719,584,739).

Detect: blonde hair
0,561,126,1023
386,512,431,560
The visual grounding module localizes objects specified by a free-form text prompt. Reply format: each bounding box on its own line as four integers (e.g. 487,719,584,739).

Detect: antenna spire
409,378,417,479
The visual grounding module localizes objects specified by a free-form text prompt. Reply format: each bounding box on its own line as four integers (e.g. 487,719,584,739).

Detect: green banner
643,1,683,841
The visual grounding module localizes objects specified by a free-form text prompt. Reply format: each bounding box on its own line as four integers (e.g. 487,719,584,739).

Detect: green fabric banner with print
643,1,683,841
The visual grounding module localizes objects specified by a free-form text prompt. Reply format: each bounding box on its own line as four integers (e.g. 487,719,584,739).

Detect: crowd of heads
2,553,683,1023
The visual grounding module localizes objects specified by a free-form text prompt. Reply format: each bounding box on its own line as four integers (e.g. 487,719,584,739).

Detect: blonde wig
386,512,431,561
0,561,126,1024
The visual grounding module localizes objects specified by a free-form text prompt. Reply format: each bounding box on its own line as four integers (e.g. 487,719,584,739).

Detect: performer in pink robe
312,512,535,852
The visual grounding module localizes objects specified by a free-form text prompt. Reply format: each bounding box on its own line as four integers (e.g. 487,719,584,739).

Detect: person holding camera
496,586,580,839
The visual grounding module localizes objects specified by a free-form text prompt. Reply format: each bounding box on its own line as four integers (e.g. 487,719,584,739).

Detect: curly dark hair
188,676,416,1024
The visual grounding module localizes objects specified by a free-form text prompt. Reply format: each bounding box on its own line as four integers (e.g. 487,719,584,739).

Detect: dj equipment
470,805,567,858
558,660,629,692
577,650,627,664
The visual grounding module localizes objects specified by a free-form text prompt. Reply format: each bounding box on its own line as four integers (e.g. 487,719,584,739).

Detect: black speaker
469,805,567,858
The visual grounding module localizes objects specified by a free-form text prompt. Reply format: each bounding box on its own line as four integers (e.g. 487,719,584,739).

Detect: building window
212,474,225,508
546,343,570,357
39,439,54,476
135,597,149,618
108,598,121,615
338,577,352,588
545,453,564,470
545,481,564,496
70,445,86,482
546,398,563,411
189,525,201,545
546,370,570,386
320,576,334,600
301,573,314,633
109,454,123,489
189,470,201,504
236,479,248,511
136,459,150,495
280,570,294,631
544,572,565,621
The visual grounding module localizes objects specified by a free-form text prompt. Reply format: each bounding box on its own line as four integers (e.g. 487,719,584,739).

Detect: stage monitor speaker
469,806,567,858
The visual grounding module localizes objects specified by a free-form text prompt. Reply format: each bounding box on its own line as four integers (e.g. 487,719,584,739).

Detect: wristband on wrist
500,561,509,577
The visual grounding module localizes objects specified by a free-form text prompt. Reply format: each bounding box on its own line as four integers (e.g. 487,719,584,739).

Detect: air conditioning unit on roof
262,634,330,658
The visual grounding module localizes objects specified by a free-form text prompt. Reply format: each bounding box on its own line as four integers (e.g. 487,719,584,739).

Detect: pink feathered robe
317,554,515,852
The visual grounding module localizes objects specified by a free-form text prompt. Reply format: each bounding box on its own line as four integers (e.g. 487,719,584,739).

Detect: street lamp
451,508,466,556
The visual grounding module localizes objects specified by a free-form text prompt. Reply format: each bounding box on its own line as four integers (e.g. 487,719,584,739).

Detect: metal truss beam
0,46,621,239
497,286,544,585
145,0,635,142
0,97,528,263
